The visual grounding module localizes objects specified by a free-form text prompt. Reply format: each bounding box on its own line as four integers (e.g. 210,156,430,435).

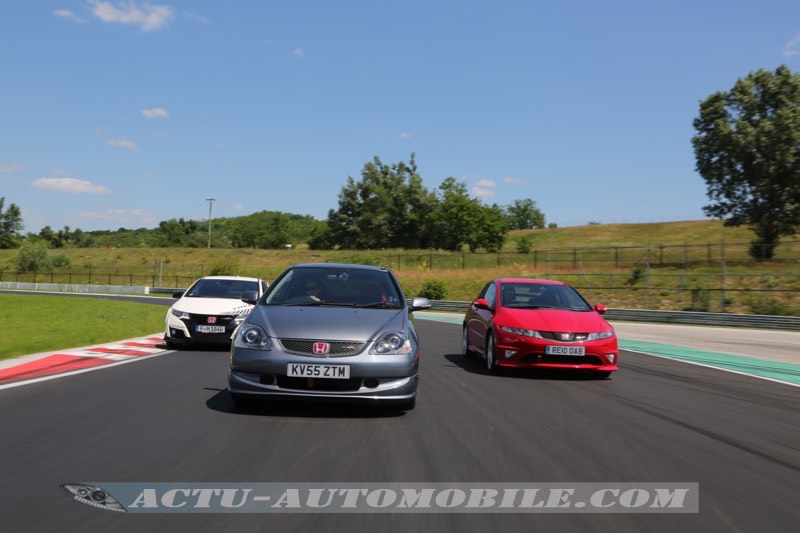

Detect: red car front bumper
493,331,618,372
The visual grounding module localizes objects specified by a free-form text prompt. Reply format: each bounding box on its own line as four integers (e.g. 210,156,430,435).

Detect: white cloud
88,1,174,32
53,9,86,23
184,11,209,24
77,208,158,225
293,48,305,58
233,203,244,211
0,162,23,173
472,186,496,199
106,137,141,150
784,34,800,57
476,179,496,188
398,133,413,139
504,176,527,185
142,107,169,119
31,177,114,194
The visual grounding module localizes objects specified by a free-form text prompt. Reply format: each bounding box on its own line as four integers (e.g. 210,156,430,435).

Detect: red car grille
540,332,589,342
521,353,605,365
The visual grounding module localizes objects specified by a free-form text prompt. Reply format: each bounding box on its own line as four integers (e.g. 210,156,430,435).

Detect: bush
418,279,448,300
51,253,71,268
207,259,240,276
515,235,534,254
684,289,710,312
14,242,52,272
747,299,797,316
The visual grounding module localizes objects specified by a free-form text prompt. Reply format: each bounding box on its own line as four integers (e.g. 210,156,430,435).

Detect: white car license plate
287,363,351,379
196,325,226,333
545,345,585,356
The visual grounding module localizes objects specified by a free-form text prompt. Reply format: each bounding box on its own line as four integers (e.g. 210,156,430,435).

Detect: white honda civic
164,275,269,349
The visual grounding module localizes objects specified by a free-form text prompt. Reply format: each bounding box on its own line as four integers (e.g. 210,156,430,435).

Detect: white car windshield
185,279,259,299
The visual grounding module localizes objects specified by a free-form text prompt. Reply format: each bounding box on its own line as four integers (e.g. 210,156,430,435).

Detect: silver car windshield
265,267,403,308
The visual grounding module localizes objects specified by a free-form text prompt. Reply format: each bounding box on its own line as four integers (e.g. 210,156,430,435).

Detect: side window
478,281,493,299
485,283,497,309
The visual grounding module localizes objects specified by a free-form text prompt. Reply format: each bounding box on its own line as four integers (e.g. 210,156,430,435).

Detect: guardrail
3,281,799,330
423,300,800,331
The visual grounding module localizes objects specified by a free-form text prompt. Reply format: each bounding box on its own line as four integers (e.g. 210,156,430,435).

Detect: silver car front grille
278,339,366,356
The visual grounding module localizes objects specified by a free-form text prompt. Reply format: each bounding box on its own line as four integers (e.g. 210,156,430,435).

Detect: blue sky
2,1,800,234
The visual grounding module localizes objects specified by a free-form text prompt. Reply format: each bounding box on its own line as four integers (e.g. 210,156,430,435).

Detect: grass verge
1,294,166,361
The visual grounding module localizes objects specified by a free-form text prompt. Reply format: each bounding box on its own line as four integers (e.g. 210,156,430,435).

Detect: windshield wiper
280,300,356,307
353,302,401,309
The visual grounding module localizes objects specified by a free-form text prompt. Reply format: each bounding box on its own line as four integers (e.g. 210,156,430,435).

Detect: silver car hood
250,305,407,341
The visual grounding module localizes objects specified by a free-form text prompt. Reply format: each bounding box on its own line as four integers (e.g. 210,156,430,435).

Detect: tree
307,221,335,250
0,197,24,249
505,198,545,230
466,203,509,253
433,177,482,251
327,155,437,249
692,65,800,260
156,218,198,247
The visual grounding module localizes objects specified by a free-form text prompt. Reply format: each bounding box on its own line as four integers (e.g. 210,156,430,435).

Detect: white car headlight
587,330,615,341
370,330,413,355
170,308,190,319
232,308,253,324
234,324,272,350
499,326,543,339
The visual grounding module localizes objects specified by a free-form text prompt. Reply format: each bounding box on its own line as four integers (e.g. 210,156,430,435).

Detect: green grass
0,294,166,361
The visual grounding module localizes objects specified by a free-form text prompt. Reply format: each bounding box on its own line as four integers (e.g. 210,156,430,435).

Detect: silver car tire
486,334,497,373
230,392,256,411
401,396,416,411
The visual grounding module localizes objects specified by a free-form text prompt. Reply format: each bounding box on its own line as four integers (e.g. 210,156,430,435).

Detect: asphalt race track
1,316,799,531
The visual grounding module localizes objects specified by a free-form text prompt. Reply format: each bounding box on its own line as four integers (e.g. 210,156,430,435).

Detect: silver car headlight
234,324,272,350
370,330,413,355
499,326,543,339
587,330,615,341
170,308,189,319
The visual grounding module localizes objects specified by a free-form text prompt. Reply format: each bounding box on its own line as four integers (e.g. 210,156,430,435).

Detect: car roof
495,278,568,286
198,275,263,282
289,263,390,272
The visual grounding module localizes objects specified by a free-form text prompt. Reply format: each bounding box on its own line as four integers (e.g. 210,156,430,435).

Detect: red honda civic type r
462,278,618,378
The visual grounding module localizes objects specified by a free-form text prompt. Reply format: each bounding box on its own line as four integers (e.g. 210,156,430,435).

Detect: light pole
205,197,216,248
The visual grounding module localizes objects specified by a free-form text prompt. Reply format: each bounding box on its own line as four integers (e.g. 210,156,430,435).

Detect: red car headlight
587,331,615,341
498,326,543,339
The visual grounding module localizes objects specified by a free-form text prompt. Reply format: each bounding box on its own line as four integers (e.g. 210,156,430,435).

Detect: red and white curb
0,334,168,389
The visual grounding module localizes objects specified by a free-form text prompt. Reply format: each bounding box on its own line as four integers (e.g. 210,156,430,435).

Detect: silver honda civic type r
228,263,431,410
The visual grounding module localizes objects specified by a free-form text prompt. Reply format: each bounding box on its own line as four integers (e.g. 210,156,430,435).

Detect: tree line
0,156,546,252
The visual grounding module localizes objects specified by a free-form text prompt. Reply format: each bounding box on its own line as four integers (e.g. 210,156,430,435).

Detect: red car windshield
500,283,592,311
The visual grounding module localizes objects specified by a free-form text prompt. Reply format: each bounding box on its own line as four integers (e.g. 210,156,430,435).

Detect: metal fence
383,241,800,270
0,270,198,289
